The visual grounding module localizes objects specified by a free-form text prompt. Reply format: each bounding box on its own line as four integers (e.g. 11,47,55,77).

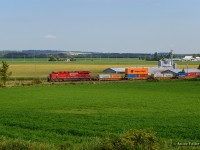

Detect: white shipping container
163,73,173,77
98,74,111,78
154,73,163,77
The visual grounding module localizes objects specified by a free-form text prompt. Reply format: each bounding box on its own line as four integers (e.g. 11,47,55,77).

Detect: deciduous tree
0,61,12,86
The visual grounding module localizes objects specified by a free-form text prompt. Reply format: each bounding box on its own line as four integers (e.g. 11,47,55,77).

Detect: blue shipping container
177,73,188,77
126,74,138,78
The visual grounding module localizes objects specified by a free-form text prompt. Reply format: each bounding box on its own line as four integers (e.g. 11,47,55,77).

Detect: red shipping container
187,73,197,77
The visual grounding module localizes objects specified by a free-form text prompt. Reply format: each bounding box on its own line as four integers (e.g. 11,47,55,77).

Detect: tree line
0,51,152,58
1,51,200,60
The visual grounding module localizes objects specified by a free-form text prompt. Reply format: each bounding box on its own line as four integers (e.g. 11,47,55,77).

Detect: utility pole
170,50,173,65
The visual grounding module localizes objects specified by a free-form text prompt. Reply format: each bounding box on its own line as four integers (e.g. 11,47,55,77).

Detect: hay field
0,58,199,78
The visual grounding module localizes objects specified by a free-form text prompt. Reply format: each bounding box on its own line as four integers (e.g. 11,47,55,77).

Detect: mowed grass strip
0,81,200,146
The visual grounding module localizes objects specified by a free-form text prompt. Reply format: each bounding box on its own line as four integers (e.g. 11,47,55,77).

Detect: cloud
44,34,57,39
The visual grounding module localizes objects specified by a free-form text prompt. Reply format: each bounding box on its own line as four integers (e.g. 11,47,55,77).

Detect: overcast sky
0,0,200,53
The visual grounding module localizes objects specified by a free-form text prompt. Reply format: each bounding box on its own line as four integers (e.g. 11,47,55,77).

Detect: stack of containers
125,68,148,79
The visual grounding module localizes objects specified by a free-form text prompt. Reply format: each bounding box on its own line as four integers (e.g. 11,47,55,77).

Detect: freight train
48,71,91,82
48,68,199,82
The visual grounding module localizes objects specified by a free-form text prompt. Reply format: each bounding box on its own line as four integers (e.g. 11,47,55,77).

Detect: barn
102,68,126,74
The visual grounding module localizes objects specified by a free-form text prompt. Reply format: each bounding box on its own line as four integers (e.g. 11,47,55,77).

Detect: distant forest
0,50,152,59
0,50,199,60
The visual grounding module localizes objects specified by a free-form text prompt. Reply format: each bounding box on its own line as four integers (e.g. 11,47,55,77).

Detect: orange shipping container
125,68,148,75
110,74,122,78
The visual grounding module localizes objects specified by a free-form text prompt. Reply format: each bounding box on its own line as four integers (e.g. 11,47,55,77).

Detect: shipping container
125,68,148,75
110,74,122,79
138,74,148,78
98,74,111,79
163,73,174,77
177,73,187,77
98,74,122,81
126,74,138,78
187,73,197,77
137,74,148,80
154,73,163,78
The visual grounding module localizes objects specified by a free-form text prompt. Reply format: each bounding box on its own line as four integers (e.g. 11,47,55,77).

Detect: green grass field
0,81,200,149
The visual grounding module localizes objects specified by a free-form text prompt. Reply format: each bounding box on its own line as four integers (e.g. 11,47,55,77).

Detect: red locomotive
48,71,91,82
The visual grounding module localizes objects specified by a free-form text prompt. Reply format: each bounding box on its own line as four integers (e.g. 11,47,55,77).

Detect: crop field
0,58,199,79
0,81,200,149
